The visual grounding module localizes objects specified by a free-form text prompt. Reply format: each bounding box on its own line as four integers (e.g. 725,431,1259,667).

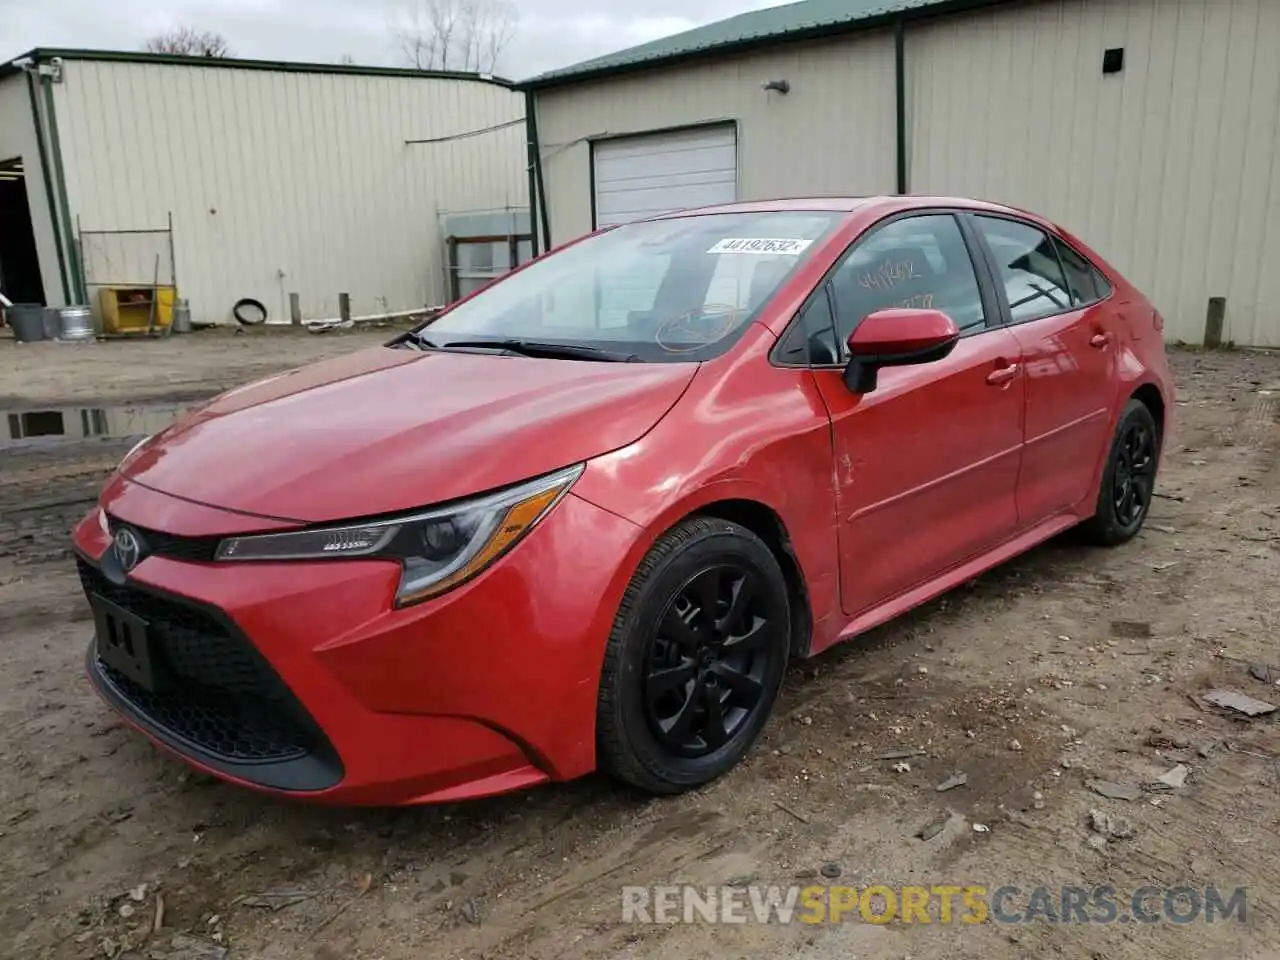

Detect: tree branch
143,26,231,57
387,0,518,72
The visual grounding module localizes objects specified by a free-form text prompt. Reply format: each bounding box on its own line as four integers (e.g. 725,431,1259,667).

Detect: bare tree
144,26,232,58
390,0,518,73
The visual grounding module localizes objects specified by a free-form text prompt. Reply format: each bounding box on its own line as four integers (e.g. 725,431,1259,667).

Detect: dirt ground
1,328,1277,960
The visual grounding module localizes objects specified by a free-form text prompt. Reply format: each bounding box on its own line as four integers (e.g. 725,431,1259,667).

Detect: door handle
986,364,1020,385
1090,332,1112,348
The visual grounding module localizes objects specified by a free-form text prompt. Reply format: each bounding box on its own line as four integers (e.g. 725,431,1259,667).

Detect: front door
807,213,1026,616
970,216,1119,520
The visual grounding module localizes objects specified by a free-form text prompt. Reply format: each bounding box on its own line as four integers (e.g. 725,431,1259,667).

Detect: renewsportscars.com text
622,884,1247,926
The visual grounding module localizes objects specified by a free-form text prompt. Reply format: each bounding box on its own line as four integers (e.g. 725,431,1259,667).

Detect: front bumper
82,556,345,791
73,479,645,805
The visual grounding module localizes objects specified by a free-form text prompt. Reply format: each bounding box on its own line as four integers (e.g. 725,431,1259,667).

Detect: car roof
650,195,1042,221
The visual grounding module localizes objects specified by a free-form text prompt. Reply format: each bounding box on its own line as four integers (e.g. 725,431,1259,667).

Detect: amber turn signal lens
394,484,568,605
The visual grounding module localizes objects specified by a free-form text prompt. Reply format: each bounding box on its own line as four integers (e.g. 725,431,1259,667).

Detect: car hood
121,346,697,523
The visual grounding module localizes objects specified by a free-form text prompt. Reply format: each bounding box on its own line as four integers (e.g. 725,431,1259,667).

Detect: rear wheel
596,517,790,793
1080,399,1160,546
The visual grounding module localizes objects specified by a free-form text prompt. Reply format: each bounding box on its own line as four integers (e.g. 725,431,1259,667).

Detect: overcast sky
1,0,795,80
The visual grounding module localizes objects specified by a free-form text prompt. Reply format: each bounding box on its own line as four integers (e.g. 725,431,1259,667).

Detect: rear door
805,212,1026,616
969,216,1119,521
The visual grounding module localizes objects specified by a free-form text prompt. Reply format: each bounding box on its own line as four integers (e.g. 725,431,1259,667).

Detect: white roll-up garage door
592,125,737,228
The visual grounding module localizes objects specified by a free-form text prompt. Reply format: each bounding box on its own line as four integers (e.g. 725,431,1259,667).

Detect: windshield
421,211,843,362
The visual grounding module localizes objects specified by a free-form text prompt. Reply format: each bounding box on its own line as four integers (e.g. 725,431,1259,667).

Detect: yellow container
99,285,176,334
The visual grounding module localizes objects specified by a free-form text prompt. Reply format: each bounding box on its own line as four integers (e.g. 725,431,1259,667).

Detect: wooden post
338,292,351,325
289,292,301,326
446,237,459,302
1204,297,1226,349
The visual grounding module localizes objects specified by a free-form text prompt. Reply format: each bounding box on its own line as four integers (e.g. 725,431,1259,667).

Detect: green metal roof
522,0,1012,88
0,47,516,87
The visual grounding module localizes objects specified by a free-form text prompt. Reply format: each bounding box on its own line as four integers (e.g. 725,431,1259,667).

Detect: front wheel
596,517,790,794
1080,399,1160,546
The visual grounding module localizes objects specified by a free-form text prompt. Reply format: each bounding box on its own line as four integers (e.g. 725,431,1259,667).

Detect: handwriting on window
859,258,921,291
895,293,934,309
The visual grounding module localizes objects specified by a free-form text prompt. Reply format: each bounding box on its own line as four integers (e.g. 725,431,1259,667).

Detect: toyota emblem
113,527,143,573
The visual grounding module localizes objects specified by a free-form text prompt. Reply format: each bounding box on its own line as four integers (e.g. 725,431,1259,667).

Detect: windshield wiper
393,332,432,350
433,338,640,362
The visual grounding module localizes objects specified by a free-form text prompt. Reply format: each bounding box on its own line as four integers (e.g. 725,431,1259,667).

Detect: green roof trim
0,47,516,88
521,0,1014,89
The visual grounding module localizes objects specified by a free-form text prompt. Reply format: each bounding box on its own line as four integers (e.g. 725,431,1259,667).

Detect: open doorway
0,156,47,305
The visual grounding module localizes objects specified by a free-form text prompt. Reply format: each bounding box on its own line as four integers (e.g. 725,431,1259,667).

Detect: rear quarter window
1091,265,1113,298
1054,237,1112,305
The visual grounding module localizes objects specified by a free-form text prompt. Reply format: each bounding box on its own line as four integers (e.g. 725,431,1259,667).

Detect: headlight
215,464,584,606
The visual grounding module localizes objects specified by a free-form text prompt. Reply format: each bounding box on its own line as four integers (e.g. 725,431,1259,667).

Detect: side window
974,217,1072,323
1054,237,1106,306
829,214,986,344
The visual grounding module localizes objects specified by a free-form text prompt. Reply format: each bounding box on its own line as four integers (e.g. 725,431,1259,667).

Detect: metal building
0,49,528,326
522,0,1280,347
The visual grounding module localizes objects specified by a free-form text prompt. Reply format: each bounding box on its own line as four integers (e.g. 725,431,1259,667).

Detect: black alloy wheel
597,517,791,793
1081,398,1161,546
1112,418,1157,527
645,564,773,757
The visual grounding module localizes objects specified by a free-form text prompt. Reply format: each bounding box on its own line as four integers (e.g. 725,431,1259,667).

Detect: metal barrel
5,303,45,342
171,299,192,334
57,306,96,341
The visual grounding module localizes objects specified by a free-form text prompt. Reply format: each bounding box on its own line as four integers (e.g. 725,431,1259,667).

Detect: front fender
573,345,844,650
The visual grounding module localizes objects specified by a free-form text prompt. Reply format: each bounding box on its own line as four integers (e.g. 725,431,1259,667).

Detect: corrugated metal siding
535,32,898,244
52,60,526,324
909,0,1280,347
0,73,66,307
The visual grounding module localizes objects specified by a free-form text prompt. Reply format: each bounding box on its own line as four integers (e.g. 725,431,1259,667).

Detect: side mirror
843,308,960,393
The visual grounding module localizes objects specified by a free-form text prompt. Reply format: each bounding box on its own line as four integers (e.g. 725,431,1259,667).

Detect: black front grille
79,559,321,765
106,515,221,563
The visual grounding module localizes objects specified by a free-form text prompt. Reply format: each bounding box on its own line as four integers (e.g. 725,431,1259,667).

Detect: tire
597,517,791,794
232,297,268,325
1080,399,1161,546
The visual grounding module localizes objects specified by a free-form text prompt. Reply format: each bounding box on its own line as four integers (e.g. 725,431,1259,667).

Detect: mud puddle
2,401,188,450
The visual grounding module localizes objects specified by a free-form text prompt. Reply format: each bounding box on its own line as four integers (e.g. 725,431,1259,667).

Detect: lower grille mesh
79,559,316,763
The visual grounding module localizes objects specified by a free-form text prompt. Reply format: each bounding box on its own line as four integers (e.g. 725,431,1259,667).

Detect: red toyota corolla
73,196,1173,804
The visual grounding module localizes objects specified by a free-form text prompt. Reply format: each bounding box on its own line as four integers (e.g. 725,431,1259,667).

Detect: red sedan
73,196,1173,804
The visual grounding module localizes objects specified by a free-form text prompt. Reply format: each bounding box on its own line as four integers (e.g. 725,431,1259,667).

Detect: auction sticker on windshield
707,238,813,255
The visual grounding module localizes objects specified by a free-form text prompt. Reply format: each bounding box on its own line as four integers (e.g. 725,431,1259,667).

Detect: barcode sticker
707,238,813,255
